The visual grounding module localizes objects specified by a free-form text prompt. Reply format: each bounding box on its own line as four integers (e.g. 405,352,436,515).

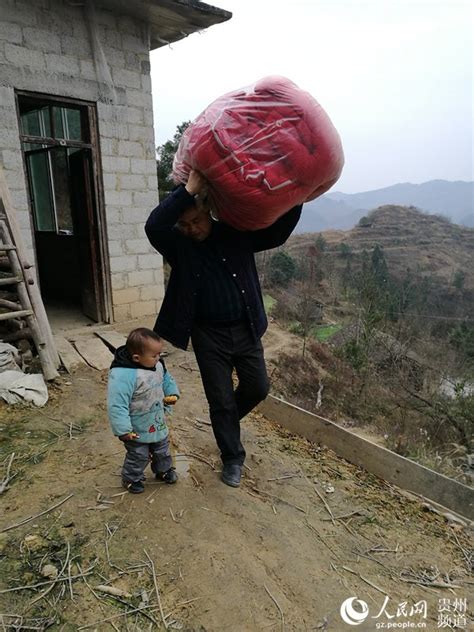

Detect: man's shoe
123,480,144,494
221,464,242,488
156,467,178,484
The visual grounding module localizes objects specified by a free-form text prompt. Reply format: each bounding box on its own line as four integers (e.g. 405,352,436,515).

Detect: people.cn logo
340,597,370,625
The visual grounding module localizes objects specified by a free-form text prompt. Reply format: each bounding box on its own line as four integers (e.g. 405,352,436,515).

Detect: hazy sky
149,0,473,194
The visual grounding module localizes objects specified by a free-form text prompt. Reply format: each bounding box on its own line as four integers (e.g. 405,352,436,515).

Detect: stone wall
0,0,163,322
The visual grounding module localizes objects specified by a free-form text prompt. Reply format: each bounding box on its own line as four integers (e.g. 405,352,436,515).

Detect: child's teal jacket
107,346,179,444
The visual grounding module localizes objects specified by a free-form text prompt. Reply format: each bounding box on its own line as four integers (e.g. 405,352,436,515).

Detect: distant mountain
297,180,474,233
288,204,474,289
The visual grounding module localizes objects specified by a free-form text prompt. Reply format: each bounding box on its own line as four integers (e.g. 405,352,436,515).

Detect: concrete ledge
258,395,474,521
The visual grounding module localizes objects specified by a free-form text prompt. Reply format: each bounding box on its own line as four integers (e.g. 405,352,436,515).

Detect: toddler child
108,327,179,493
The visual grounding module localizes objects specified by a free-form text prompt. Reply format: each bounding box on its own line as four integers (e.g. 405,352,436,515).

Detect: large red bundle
172,76,344,230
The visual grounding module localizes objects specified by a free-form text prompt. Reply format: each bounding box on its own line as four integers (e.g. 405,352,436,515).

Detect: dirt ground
0,322,472,631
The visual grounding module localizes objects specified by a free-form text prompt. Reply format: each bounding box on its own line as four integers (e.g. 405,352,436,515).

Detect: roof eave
96,0,232,51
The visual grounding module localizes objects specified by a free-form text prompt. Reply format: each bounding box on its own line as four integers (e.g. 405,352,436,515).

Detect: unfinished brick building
0,0,230,326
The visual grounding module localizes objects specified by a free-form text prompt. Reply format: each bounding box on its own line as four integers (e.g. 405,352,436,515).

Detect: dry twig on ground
341,565,389,596
313,486,336,526
0,452,15,494
267,473,301,482
77,605,160,630
183,452,216,470
264,584,285,632
251,486,306,514
0,614,56,630
144,549,168,630
0,568,95,595
400,568,461,589
25,541,72,611
0,494,74,533
305,519,341,560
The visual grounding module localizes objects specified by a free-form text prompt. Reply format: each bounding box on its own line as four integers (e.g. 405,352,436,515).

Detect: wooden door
69,148,102,321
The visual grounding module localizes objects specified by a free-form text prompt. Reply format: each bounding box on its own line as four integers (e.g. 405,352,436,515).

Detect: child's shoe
156,467,178,484
123,479,145,494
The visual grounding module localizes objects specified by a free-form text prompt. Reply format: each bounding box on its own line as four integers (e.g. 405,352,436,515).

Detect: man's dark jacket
145,185,302,350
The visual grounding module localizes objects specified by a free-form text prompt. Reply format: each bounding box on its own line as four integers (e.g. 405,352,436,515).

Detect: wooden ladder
0,167,59,380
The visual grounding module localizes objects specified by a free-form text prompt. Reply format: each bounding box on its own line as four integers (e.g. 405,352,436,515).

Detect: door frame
15,90,112,323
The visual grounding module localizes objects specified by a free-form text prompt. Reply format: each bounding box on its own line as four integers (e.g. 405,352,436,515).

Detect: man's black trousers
191,322,270,466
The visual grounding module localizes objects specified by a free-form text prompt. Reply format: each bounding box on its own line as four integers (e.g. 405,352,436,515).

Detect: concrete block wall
0,0,164,322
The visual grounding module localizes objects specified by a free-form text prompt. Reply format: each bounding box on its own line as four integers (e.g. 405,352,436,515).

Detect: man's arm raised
145,169,205,261
248,204,303,252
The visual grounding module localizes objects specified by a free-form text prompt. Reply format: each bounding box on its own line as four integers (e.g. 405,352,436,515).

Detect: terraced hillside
288,205,474,288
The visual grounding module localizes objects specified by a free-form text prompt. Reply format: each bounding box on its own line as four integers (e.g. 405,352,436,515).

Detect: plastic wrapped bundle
172,76,344,230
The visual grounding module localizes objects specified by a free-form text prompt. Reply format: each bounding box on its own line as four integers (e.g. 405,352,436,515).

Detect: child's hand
119,432,140,441
163,395,178,405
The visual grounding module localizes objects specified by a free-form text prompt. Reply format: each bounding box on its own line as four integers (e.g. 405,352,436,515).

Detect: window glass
21,110,40,136
52,106,65,139
52,106,84,141
27,151,55,231
51,147,74,234
65,108,83,141
21,107,51,137
19,98,90,236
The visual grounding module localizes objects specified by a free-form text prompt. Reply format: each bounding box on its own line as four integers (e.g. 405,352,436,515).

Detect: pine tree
156,121,190,198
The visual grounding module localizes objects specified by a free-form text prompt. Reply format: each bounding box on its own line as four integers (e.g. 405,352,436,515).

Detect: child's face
132,338,163,368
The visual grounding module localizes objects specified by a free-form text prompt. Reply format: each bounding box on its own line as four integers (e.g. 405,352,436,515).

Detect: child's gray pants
122,437,172,483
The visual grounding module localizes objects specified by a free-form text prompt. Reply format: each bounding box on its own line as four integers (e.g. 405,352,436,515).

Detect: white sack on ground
0,343,22,373
0,370,48,406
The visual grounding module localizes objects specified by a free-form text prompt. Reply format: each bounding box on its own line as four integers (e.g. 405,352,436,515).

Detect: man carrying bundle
145,169,301,488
